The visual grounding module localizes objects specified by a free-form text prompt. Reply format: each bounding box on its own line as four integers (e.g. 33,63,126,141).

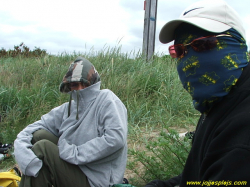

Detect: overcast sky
1,0,249,56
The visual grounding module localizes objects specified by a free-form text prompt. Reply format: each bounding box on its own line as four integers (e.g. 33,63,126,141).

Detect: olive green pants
19,129,91,187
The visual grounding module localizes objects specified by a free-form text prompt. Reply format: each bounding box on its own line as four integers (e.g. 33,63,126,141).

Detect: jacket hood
60,57,100,93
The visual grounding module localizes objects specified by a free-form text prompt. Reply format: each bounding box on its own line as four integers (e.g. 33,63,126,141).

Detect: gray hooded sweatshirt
14,57,128,187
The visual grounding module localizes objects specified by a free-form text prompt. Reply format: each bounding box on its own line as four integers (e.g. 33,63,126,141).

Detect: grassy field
0,46,200,186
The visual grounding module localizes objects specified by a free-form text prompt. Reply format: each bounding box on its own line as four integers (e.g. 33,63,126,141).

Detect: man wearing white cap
144,0,250,186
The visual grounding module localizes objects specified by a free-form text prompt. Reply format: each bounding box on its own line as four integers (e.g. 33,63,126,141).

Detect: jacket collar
228,63,250,97
71,81,101,103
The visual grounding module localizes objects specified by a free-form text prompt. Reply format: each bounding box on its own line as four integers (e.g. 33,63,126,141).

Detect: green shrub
0,43,48,58
127,129,192,186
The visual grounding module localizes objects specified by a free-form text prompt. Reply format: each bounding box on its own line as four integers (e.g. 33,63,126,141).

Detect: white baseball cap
159,0,246,44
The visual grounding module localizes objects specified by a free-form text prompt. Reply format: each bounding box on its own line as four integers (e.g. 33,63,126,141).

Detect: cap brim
159,17,231,44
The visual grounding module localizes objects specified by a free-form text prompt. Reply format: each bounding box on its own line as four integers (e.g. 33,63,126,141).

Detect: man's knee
32,129,58,145
32,139,58,159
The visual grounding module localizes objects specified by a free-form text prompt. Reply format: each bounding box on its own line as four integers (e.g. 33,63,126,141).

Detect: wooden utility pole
142,0,158,61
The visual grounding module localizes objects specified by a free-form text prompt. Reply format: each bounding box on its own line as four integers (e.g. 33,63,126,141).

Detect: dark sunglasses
69,82,82,88
169,34,232,58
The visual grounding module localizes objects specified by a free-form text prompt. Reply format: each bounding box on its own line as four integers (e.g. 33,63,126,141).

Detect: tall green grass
0,46,199,185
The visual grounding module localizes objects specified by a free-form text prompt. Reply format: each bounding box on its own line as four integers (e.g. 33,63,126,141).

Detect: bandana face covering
175,24,249,113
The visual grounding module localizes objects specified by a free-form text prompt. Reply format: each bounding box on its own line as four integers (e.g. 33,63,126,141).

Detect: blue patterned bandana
175,23,249,113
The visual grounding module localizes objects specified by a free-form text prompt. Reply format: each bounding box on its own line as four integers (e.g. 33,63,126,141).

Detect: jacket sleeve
14,104,67,176
58,99,128,165
181,112,250,185
200,147,250,183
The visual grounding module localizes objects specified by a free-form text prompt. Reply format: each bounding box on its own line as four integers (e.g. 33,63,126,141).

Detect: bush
127,129,192,186
0,43,48,58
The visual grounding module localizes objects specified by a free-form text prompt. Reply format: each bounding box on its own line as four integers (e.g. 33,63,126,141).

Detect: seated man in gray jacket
14,56,128,187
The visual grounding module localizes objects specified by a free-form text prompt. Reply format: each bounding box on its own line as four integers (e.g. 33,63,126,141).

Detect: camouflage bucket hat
59,57,100,93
